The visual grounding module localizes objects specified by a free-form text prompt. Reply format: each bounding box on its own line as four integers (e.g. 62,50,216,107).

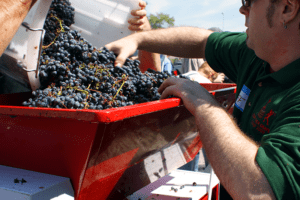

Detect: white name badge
235,84,251,112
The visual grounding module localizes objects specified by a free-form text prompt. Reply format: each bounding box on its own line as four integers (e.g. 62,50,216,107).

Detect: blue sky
145,0,247,32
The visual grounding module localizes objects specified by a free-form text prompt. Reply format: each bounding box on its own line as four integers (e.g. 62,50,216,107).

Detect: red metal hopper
0,83,236,200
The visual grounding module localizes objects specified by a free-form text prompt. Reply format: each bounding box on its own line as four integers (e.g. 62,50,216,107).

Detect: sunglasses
242,0,251,7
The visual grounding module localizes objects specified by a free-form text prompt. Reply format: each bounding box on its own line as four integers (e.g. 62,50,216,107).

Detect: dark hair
266,0,300,28
266,2,277,27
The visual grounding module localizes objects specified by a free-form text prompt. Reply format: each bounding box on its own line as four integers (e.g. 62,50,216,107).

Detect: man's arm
158,78,276,200
105,27,213,67
0,0,37,56
128,1,161,72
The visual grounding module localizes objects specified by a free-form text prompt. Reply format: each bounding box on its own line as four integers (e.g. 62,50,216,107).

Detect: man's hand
158,77,220,116
127,0,161,72
128,0,151,32
213,73,225,83
105,34,139,67
106,0,154,68
159,77,276,200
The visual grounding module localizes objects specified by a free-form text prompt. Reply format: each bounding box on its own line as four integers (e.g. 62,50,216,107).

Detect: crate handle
21,22,45,78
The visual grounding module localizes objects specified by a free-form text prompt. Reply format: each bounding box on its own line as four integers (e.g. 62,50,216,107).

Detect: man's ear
282,0,300,24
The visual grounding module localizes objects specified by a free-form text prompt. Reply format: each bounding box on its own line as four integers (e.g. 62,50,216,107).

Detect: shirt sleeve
205,32,250,83
256,88,300,200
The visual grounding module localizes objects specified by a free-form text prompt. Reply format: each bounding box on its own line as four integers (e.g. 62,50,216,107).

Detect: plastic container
71,0,140,49
0,0,139,91
0,83,236,200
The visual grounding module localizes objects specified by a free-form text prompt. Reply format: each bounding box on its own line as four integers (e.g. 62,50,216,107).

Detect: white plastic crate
0,0,139,91
0,165,74,200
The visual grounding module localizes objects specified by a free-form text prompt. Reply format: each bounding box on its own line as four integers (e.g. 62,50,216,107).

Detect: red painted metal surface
0,83,236,200
200,83,236,91
199,184,219,200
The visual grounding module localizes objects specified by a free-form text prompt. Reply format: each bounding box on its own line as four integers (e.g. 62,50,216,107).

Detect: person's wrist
143,20,152,31
134,31,147,50
194,103,224,129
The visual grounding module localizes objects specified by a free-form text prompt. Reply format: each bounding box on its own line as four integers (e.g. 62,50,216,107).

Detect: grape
23,0,177,110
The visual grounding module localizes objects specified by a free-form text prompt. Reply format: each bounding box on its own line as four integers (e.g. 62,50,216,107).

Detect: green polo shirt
205,32,300,199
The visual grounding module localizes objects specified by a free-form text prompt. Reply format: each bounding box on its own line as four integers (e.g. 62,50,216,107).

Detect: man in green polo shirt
106,0,300,199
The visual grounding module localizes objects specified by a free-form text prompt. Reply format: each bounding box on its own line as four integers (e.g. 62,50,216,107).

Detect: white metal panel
127,168,219,200
0,165,74,200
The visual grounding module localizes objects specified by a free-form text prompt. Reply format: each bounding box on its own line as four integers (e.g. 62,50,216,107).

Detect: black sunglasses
242,0,251,7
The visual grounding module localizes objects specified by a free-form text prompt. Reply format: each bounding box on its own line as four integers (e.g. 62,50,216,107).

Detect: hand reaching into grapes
105,0,146,67
158,77,220,116
107,0,161,71
105,35,139,67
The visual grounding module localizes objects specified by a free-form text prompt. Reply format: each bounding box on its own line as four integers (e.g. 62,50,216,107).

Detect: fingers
139,0,147,8
128,17,147,31
129,5,147,32
104,45,128,67
128,18,144,26
131,9,147,17
158,77,191,100
114,53,130,67
219,73,225,82
128,24,145,32
138,0,146,10
128,14,151,31
158,77,179,94
160,85,179,99
105,35,138,67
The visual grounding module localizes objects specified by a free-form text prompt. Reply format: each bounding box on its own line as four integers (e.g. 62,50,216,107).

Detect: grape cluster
22,0,172,110
43,0,75,46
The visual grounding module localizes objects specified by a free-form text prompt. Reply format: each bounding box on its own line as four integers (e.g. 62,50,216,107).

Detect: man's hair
266,0,280,27
266,0,300,28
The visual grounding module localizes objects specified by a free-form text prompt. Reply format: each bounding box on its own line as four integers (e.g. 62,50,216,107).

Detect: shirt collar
264,58,300,86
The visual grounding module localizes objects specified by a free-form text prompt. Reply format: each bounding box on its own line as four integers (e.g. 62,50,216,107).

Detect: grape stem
145,73,157,84
113,80,125,100
42,14,65,49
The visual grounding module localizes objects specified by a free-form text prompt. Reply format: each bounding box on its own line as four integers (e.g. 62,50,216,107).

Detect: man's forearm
135,27,213,59
195,104,276,199
0,0,35,56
